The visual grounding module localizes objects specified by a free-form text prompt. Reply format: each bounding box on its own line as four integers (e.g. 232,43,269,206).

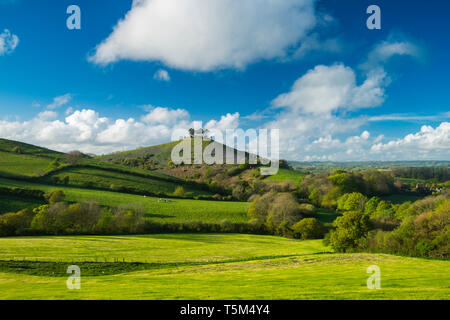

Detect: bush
173,186,185,197
337,192,366,211
327,211,372,252
299,203,316,216
46,190,66,204
292,218,325,239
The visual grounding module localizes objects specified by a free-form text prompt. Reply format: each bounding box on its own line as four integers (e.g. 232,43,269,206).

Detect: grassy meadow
0,234,448,300
0,151,52,177
264,168,306,183
42,166,209,197
0,177,248,223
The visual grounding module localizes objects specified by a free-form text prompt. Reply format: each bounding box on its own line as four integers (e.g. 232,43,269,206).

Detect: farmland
0,177,248,223
0,234,448,300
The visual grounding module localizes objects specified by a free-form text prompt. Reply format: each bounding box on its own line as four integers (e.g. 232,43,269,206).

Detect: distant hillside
0,138,62,159
0,138,216,198
96,138,254,167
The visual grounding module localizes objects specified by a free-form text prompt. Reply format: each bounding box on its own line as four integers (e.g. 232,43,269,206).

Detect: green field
43,166,209,197
264,168,306,183
0,234,448,300
380,194,424,204
0,151,52,177
0,177,248,223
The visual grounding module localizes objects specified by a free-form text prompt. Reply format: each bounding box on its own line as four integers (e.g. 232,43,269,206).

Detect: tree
328,210,372,252
337,192,366,211
364,196,381,215
46,190,66,204
375,200,394,217
266,193,302,228
49,159,62,169
173,186,185,197
247,192,277,222
12,146,22,154
292,218,325,239
64,151,84,165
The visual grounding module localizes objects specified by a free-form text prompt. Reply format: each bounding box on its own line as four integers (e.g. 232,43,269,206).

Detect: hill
0,138,220,200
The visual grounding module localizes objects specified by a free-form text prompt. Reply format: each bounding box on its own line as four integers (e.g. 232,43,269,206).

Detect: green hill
0,138,62,159
0,138,217,199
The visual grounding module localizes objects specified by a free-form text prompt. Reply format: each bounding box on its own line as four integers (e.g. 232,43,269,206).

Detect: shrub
173,186,185,197
292,218,325,239
327,211,372,252
299,203,316,216
46,190,66,204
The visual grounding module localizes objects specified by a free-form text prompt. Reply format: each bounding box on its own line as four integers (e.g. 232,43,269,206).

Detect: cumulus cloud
0,108,240,154
153,69,170,81
47,93,72,109
371,122,450,160
272,64,387,115
89,0,318,71
141,106,189,125
0,29,19,55
205,112,240,132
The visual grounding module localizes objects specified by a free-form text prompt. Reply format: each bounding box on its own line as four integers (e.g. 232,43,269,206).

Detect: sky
0,0,449,160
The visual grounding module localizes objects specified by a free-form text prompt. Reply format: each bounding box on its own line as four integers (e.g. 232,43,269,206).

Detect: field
0,234,448,300
380,194,424,204
0,177,248,223
43,166,209,197
0,151,52,177
264,168,306,183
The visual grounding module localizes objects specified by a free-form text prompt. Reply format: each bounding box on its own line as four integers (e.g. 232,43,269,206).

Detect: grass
381,194,424,204
264,168,306,183
0,151,52,177
42,166,210,197
0,177,248,223
0,234,448,300
0,138,62,158
315,208,341,224
0,194,45,214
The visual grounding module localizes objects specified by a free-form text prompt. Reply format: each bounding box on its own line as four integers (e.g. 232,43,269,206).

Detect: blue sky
0,0,449,160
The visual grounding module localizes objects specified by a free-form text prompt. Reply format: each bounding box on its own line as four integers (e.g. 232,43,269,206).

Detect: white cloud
47,93,72,109
38,110,58,121
141,106,189,125
361,35,418,71
271,64,387,115
205,112,240,131
0,107,240,154
0,29,19,55
371,122,450,160
153,69,170,81
89,0,318,71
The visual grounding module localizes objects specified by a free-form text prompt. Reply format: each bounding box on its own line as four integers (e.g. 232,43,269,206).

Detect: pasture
0,178,248,223
0,234,448,300
43,166,209,197
264,168,306,183
0,151,51,177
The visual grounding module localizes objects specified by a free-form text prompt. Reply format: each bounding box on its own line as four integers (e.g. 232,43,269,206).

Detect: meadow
264,168,306,183
42,166,208,197
0,177,248,223
0,234,448,300
0,151,51,177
